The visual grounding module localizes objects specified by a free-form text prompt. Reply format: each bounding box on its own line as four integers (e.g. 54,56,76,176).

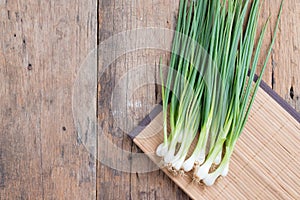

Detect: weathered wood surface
0,0,299,200
98,0,184,199
97,0,299,200
0,0,97,199
259,0,300,112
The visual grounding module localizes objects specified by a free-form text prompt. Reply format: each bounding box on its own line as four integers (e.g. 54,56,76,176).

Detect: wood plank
259,0,300,112
98,0,191,199
0,0,97,199
133,87,300,200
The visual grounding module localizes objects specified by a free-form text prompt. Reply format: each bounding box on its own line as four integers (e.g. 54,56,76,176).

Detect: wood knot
27,64,32,70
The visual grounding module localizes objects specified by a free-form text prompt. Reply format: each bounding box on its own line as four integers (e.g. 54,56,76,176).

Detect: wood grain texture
133,87,300,200
97,0,193,199
0,0,299,200
0,0,97,199
98,1,299,200
97,0,187,199
258,0,300,112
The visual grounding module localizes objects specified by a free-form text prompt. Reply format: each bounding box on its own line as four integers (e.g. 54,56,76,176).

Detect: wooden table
0,0,299,199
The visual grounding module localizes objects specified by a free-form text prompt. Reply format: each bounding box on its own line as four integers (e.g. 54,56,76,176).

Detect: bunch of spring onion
156,0,283,186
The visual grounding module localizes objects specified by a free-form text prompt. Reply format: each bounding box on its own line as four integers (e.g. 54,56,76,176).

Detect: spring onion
156,0,283,186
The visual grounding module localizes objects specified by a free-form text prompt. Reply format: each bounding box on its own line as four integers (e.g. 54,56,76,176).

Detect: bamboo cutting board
129,80,300,200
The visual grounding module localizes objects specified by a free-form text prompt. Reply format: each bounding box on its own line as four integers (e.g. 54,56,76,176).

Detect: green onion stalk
156,0,283,186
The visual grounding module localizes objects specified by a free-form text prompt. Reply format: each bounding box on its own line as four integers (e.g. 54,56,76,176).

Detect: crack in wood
271,50,276,90
290,86,294,100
